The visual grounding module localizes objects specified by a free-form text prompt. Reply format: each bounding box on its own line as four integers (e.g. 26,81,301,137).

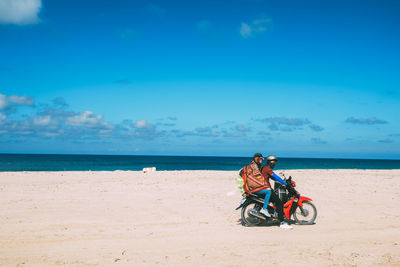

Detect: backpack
239,162,267,194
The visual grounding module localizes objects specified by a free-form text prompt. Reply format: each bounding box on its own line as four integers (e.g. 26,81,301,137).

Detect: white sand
0,170,399,266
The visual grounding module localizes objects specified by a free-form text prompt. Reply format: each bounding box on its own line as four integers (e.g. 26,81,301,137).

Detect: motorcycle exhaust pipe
248,209,266,220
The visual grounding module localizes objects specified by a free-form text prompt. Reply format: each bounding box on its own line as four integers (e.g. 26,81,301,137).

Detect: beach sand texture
0,170,399,266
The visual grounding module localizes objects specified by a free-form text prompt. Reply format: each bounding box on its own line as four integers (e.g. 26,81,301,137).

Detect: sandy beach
0,169,399,266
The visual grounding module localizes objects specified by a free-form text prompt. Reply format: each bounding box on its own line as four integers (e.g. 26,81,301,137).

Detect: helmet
266,155,278,162
253,153,263,158
253,153,264,165
266,155,278,169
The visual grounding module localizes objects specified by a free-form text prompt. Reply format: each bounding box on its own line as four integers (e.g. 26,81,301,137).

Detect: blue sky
0,0,399,159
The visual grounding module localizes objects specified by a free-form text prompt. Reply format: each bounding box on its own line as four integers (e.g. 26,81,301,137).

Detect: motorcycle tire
293,201,317,225
241,201,263,227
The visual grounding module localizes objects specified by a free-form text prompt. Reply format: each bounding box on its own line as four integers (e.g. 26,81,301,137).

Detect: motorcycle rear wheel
241,202,263,226
293,201,317,225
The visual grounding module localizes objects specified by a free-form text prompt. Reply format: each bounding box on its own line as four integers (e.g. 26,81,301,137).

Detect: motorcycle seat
247,193,264,197
246,193,265,200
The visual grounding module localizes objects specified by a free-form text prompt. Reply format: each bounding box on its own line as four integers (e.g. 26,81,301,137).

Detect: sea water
0,154,400,171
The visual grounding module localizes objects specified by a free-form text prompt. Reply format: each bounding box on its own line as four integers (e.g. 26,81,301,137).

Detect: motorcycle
236,174,317,226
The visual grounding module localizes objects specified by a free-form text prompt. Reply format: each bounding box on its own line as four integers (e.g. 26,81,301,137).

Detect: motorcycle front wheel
241,202,263,226
293,201,317,225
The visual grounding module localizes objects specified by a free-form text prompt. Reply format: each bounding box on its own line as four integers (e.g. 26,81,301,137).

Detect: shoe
259,208,271,217
280,221,293,230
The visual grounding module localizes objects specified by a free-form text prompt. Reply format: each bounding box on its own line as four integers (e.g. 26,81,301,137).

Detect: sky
0,0,399,159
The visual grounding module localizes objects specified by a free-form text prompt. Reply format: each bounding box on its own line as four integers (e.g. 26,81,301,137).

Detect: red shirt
261,165,274,189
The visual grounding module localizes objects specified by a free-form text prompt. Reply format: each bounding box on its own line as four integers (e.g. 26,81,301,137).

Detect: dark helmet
253,153,264,165
253,153,263,158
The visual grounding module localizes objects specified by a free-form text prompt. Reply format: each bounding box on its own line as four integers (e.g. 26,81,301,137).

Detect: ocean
0,154,400,171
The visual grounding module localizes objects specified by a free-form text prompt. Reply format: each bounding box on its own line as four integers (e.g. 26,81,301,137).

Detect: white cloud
235,124,250,132
0,112,6,121
131,119,164,139
33,115,51,126
66,111,103,127
239,17,271,38
345,117,388,125
223,132,244,137
239,23,252,38
0,95,164,140
40,129,64,137
257,130,270,136
8,94,34,105
0,94,7,110
0,0,42,25
258,117,311,126
64,111,114,131
0,93,34,110
134,119,148,129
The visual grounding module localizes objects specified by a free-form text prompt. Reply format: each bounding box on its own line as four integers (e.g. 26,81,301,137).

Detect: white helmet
266,155,278,162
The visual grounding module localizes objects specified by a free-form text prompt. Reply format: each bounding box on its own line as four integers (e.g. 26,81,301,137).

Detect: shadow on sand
237,218,307,227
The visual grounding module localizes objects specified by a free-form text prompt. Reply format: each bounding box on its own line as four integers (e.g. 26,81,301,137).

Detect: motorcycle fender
235,198,250,210
298,196,312,207
283,197,294,220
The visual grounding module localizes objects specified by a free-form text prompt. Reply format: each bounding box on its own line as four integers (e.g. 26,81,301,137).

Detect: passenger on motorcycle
242,153,292,229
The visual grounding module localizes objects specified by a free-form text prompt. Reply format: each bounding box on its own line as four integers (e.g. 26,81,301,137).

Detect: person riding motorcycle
242,153,292,229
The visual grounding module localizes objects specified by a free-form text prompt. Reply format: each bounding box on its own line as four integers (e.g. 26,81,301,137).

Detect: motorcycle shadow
237,218,297,227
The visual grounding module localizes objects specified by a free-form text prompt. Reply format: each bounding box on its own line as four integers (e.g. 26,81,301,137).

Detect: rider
242,153,292,229
261,155,292,230
242,153,271,211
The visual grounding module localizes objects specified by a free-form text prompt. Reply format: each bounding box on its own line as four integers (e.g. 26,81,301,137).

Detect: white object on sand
280,221,293,230
143,167,156,173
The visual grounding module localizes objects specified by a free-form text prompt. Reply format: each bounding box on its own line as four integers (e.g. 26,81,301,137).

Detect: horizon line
1,152,399,161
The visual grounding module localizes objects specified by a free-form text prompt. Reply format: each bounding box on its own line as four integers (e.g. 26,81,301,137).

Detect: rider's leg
269,191,293,229
269,190,284,221
261,189,272,210
256,189,272,217
255,189,271,208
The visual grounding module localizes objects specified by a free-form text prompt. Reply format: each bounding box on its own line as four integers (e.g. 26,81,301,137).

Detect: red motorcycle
236,174,317,226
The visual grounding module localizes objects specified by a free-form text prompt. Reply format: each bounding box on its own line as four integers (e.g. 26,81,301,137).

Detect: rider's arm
271,172,287,186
